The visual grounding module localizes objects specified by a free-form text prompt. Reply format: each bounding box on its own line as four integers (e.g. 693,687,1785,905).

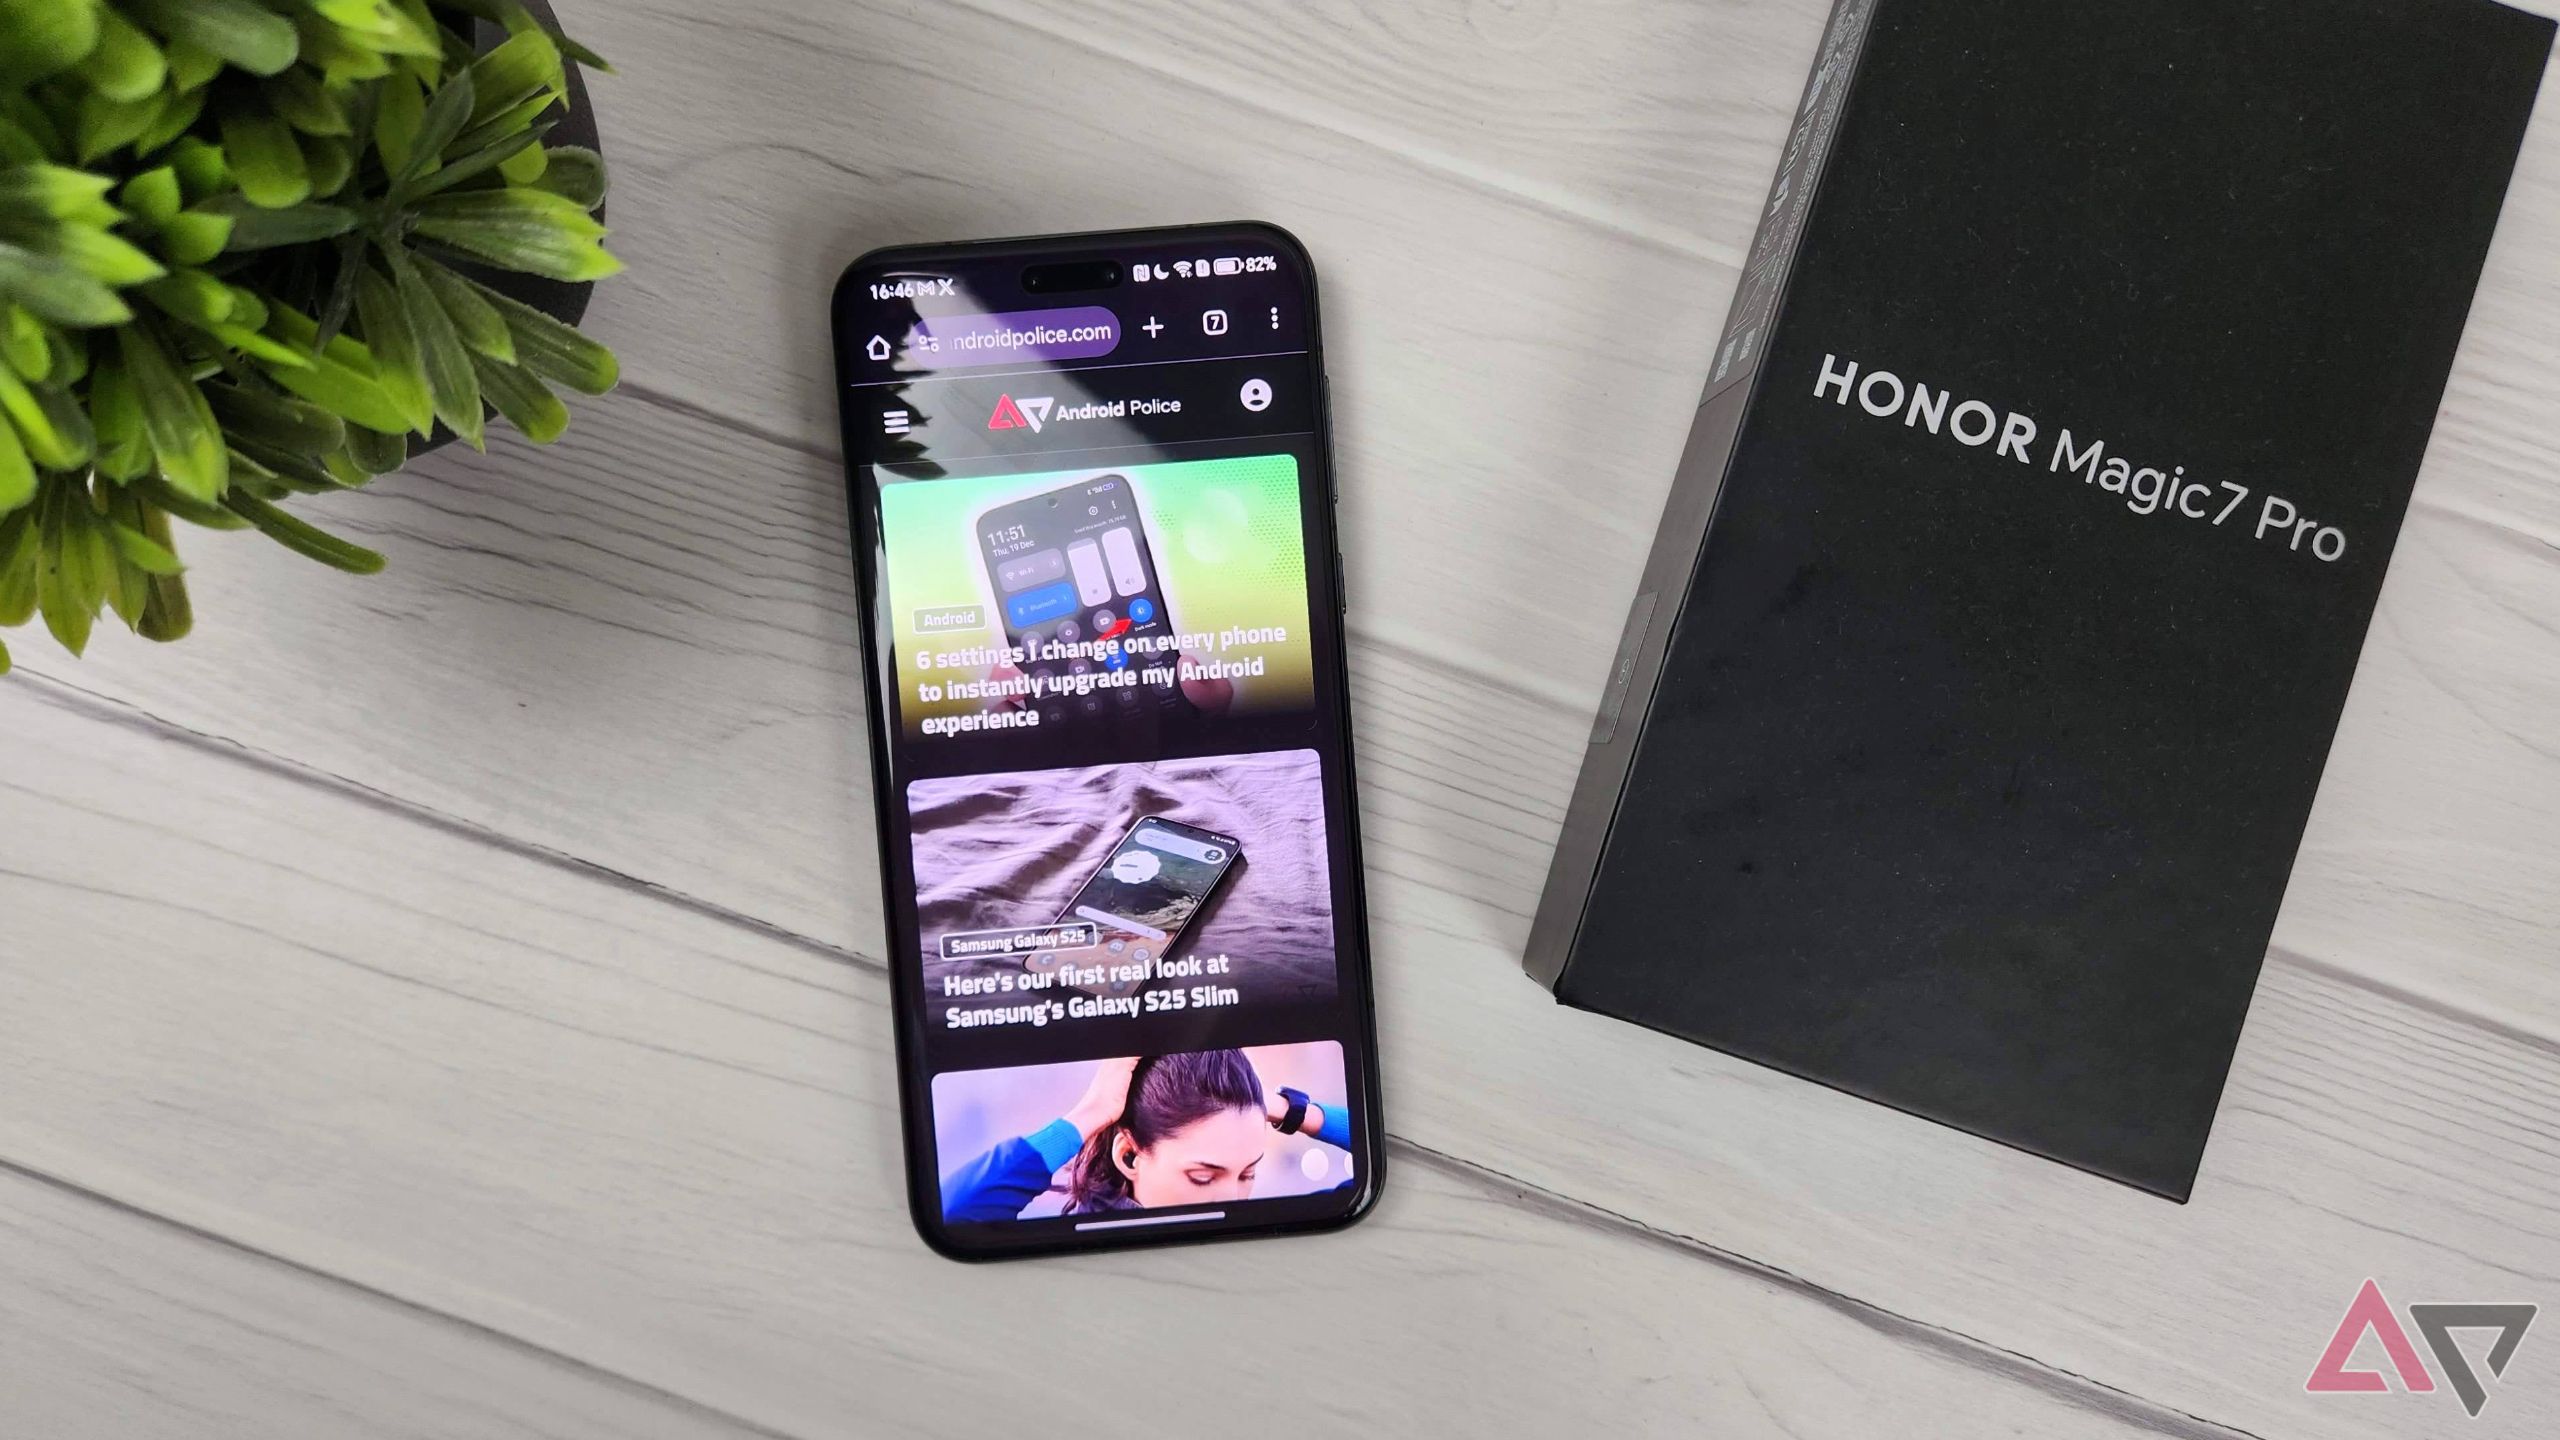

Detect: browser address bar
902,307,1119,366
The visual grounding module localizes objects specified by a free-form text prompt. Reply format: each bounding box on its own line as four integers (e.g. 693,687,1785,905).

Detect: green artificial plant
0,0,622,671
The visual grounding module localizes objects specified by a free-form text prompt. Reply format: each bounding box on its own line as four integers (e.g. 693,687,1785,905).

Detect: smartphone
1025,816,1241,1000
833,224,1382,1258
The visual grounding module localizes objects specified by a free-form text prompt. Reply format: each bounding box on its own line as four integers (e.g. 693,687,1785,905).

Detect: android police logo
987,394,1054,434
2307,1278,2537,1419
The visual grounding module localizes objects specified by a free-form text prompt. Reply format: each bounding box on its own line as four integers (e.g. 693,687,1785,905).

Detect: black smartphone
833,223,1382,1258
1025,815,1241,1001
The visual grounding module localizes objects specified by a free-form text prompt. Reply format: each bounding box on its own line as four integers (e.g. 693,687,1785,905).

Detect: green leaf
0,240,130,326
292,12,394,86
77,8,165,103
387,250,479,447
471,352,565,444
269,68,351,136
466,28,564,128
410,253,512,361
134,502,189,639
107,516,183,574
303,133,353,199
400,120,550,202
43,323,84,385
136,473,245,529
341,421,407,476
468,277,615,395
0,0,102,88
397,68,474,183
37,477,105,654
224,285,266,331
205,321,310,368
53,225,166,288
0,364,93,470
1,303,50,380
169,136,226,198
74,86,167,164
119,165,182,226
447,94,554,158
372,70,424,176
531,145,605,210
217,106,311,207
497,138,547,185
163,37,222,91
125,0,299,79
260,303,412,433
200,195,355,252
131,82,205,153
158,210,233,267
323,0,439,58
205,381,346,456
0,503,36,622
353,261,432,433
141,269,233,328
226,444,326,495
0,118,44,168
0,400,32,514
234,438,349,491
87,356,147,480
119,324,227,500
0,163,117,222
0,90,68,161
220,488,384,573
411,188,620,282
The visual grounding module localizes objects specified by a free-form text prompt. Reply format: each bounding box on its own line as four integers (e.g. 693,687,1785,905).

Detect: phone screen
833,224,1379,1256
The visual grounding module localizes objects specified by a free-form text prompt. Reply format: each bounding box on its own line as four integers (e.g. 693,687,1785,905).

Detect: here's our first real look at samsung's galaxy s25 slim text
831,224,1382,1259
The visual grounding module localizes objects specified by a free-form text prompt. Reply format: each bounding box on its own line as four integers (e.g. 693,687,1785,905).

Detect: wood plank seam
0,1154,794,1440
1390,1135,2266,1440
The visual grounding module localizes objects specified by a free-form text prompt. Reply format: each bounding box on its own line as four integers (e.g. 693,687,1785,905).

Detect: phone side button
1336,549,1348,615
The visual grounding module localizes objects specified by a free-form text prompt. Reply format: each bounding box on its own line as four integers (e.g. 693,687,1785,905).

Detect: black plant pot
413,0,604,456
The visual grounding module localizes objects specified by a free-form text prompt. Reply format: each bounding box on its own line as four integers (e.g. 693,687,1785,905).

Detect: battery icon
1211,257,1242,276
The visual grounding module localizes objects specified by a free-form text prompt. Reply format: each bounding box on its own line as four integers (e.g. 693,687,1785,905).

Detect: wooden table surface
6,3,2558,1436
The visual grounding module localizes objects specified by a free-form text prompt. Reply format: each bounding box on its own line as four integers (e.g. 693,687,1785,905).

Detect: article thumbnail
909,749,1338,1032
880,456,1315,744
935,1042,1353,1222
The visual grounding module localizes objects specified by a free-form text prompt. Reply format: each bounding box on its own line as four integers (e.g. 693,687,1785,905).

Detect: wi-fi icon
1173,260,1194,278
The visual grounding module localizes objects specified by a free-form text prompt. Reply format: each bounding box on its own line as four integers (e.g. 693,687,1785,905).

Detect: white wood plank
0,685,2184,1440
0,1167,755,1440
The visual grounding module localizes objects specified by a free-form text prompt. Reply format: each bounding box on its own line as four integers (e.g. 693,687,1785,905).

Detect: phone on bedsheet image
832,223,1383,1259
1026,816,1240,1001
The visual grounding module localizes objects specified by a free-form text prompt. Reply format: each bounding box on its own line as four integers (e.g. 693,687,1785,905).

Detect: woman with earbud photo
940,1049,1352,1222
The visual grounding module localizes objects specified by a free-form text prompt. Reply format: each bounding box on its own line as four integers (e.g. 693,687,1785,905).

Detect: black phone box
1526,0,2552,1200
